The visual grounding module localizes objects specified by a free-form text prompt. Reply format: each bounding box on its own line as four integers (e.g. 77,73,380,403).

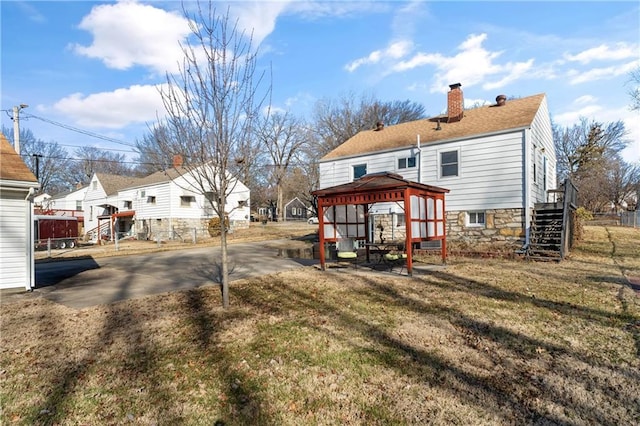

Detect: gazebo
312,172,449,276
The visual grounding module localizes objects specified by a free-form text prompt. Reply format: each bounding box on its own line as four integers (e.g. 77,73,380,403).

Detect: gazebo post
441,195,447,264
318,202,326,270
404,189,413,276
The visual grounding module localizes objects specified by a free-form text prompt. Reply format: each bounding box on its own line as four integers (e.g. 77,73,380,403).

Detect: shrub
208,217,229,237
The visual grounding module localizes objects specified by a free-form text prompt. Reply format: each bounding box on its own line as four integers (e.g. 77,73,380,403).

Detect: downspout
25,187,35,291
523,129,531,248
416,134,422,183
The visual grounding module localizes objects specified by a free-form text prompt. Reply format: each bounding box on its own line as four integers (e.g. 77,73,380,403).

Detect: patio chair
336,238,359,269
382,243,407,273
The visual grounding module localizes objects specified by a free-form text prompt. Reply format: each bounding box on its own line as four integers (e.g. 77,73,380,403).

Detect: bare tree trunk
220,220,229,308
277,183,284,222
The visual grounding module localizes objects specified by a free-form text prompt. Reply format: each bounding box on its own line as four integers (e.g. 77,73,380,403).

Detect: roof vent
375,121,384,131
496,94,507,106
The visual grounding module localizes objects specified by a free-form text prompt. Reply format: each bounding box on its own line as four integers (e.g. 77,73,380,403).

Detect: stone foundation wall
136,217,249,241
374,208,526,248
446,208,525,246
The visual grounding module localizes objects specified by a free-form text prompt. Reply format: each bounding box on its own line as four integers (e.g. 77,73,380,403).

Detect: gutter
416,134,422,183
25,187,36,291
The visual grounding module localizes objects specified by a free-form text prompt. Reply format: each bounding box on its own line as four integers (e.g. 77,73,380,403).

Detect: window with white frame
467,211,485,227
147,196,156,204
75,200,82,211
123,200,132,209
353,164,367,180
180,195,195,207
394,213,406,227
440,149,459,177
398,156,416,169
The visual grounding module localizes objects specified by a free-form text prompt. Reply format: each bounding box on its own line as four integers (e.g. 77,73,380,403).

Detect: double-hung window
440,150,459,177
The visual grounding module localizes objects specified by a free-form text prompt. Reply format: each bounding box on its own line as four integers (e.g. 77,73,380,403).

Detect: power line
21,112,137,148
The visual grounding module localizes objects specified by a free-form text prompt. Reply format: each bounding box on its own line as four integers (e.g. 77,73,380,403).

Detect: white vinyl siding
320,131,526,212
0,192,31,289
529,97,556,205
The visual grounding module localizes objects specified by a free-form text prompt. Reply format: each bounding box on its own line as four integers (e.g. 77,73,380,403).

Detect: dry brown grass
2,225,639,425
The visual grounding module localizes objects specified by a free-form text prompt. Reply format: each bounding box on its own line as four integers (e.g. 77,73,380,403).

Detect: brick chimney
447,83,464,123
173,154,183,168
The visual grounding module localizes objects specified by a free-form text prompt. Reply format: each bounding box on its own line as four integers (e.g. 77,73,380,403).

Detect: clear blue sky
2,1,639,165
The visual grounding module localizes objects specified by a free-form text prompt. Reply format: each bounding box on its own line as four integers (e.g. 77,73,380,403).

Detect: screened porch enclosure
312,172,449,276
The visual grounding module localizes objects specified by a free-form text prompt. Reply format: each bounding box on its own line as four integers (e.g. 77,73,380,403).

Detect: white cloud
554,101,639,164
564,42,638,64
345,40,413,72
574,95,598,105
483,59,535,91
51,84,166,128
567,60,638,85
286,1,384,20
389,33,535,93
229,1,291,46
72,1,192,74
553,105,604,126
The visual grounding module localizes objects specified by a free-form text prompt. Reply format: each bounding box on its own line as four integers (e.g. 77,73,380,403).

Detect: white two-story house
84,165,250,242
318,83,556,247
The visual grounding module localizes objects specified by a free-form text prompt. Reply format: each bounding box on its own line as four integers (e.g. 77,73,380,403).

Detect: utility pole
12,104,28,155
32,154,43,180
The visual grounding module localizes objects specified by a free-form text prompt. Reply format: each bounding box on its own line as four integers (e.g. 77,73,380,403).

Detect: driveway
1,240,318,309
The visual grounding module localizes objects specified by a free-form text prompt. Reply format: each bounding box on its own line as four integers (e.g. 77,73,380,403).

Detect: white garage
0,134,39,290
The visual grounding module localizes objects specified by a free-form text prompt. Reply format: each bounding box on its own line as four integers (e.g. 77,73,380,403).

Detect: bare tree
134,125,175,175
629,66,640,111
554,118,628,181
604,156,640,211
69,146,135,183
254,111,308,221
153,2,269,308
310,92,426,158
553,118,631,211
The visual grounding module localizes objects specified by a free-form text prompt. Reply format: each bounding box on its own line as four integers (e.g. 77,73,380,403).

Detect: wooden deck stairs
527,206,564,261
526,179,578,262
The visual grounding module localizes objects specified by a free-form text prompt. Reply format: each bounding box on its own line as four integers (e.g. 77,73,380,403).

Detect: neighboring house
318,83,556,247
84,165,250,242
284,197,309,221
0,134,40,290
33,192,52,209
47,184,88,214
